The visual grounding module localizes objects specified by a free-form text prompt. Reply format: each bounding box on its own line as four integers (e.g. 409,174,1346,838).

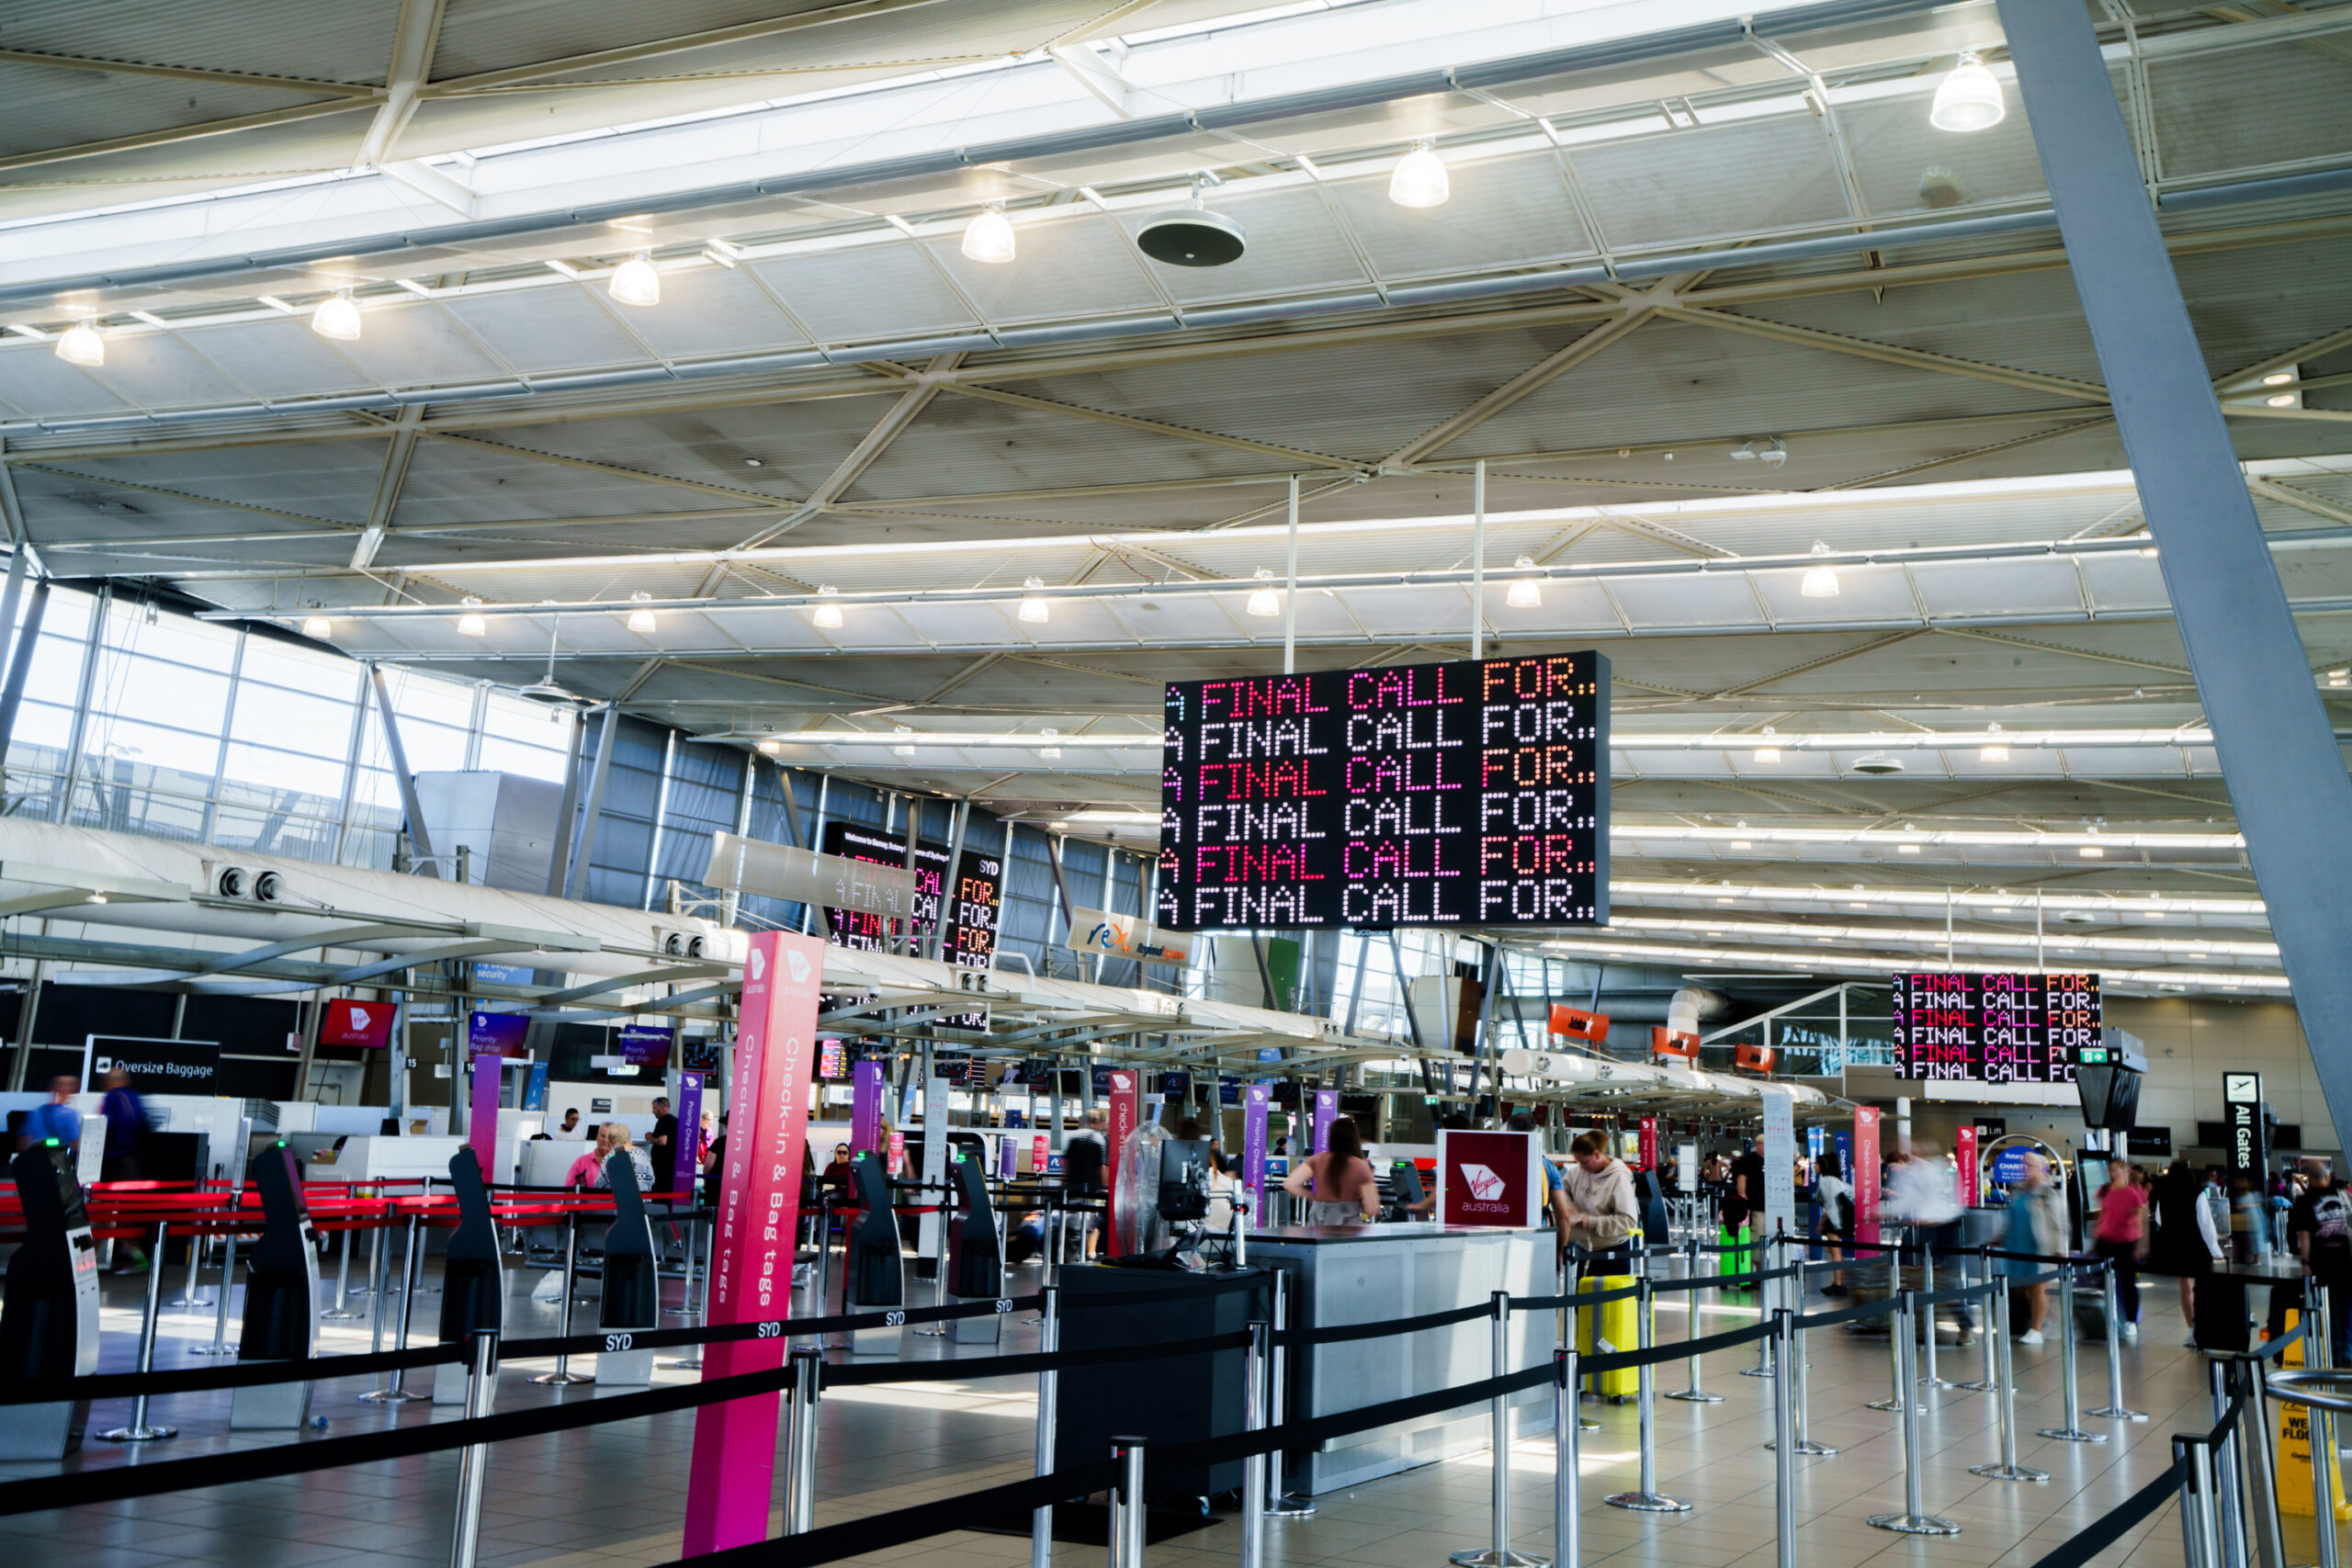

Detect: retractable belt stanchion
1969,1269,2050,1483
1033,1287,1061,1568
664,1221,713,1371
1766,1270,1833,1456
1664,1237,1722,1404
192,1214,241,1358
169,1216,213,1311
1240,1316,1267,1568
1918,1241,1958,1390
1451,1291,1547,1568
322,1222,359,1321
1606,1275,1689,1512
1771,1308,1798,1568
2315,1286,2342,1568
1866,1269,1909,1415
447,1330,498,1568
1743,1235,1776,1379
1555,1348,1579,1568
98,1218,176,1443
1868,1290,1962,1536
2211,1358,2254,1568
361,1210,426,1404
2233,1357,2284,1568
663,1213,698,1317
1264,1269,1314,1518
1108,1437,1148,1568
2036,1262,2107,1444
531,1212,590,1387
2089,1258,2150,1422
1961,1245,1999,1393
2182,1435,2225,1568
786,1348,820,1535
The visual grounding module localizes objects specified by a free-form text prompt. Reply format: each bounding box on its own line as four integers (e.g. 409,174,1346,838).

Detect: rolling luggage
1576,1274,1644,1401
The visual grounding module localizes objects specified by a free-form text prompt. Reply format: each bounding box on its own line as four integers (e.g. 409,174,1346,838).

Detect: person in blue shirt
18,1075,83,1153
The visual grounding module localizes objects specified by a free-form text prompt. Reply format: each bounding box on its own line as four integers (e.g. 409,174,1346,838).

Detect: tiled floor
0,1241,2317,1568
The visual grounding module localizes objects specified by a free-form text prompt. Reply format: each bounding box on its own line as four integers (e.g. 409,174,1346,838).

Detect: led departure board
820,821,1001,972
1890,972,2101,1083
1157,652,1609,931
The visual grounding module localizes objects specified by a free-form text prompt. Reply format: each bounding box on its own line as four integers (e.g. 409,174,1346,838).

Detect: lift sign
1156,652,1610,931
1890,971,2101,1084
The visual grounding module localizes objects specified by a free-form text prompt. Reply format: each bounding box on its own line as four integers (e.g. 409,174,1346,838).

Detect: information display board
1890,972,2101,1083
819,820,1001,970
1157,652,1609,930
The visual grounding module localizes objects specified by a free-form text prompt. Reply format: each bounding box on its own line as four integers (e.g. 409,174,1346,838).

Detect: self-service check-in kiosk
831,1152,904,1354
945,1153,1004,1344
0,1143,100,1459
433,1148,504,1405
231,1141,321,1428
596,1153,658,1388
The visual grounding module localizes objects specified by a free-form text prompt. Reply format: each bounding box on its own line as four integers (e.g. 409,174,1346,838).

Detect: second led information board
1890,971,2101,1083
1157,651,1609,931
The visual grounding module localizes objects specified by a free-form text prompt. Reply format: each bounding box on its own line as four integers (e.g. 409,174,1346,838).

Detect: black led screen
1157,652,1609,931
1890,971,2101,1083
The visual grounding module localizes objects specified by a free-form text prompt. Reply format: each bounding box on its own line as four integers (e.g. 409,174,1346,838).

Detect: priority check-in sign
683,930,824,1555
1437,1128,1545,1226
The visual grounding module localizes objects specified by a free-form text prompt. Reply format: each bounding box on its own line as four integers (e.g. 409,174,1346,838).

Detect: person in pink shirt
2092,1161,2149,1340
566,1125,614,1191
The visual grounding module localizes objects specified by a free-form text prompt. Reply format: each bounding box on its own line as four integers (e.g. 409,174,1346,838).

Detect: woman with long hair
1282,1115,1380,1224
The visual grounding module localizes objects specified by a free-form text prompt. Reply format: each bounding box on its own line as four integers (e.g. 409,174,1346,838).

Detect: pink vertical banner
1853,1106,1883,1248
1104,1069,1138,1257
682,931,825,1556
1956,1124,1978,1210
467,1055,501,1182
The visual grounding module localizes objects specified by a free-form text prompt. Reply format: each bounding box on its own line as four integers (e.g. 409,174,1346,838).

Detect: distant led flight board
1890,972,2101,1083
1157,652,1609,931
819,820,1001,972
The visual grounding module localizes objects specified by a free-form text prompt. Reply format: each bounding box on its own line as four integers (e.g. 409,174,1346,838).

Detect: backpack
1828,1184,1854,1235
2313,1190,2352,1255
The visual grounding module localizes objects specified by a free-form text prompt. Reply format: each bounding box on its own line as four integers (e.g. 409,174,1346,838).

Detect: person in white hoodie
1561,1131,1640,1269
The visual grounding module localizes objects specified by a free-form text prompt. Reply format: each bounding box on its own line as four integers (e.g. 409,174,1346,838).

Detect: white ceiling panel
1908,558,2085,619
440,287,655,374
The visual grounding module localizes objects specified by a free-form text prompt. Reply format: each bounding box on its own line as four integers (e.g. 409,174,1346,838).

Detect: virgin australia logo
1460,1164,1506,1201
787,948,812,984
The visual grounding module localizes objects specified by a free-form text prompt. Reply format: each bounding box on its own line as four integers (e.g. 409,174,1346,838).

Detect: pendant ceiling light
1506,556,1543,608
1799,540,1840,598
961,203,1016,265
1388,140,1451,209
457,596,489,637
1980,723,2009,763
1930,51,2006,133
812,585,843,629
626,592,657,635
609,252,661,308
1137,176,1246,268
1018,577,1051,624
311,289,362,342
301,615,333,639
1753,725,1781,765
1245,568,1283,617
54,319,103,367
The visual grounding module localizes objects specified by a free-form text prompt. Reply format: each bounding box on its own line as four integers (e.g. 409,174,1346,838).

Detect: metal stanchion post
99,1219,176,1441
2306,1347,2342,1568
1555,1348,1579,1568
1033,1287,1061,1568
1264,1269,1314,1518
1961,1246,1999,1392
1607,1277,1688,1511
1771,1310,1797,1568
1241,1317,1266,1568
2037,1263,2107,1443
1868,1292,1962,1535
1767,1289,1834,1456
1453,1292,1548,1566
2185,1438,2224,1568
531,1213,591,1386
916,1188,950,1337
2089,1259,2149,1421
1743,1236,1776,1379
1918,1242,1957,1389
664,1214,697,1316
169,1222,214,1310
361,1212,426,1404
2237,1359,2284,1568
1970,1274,2050,1483
322,1223,359,1320
1866,1285,1909,1414
786,1349,820,1534
1664,1237,1722,1404
2213,1359,2253,1568
447,1331,498,1568
664,1218,713,1371
192,1223,240,1357
1109,1437,1148,1568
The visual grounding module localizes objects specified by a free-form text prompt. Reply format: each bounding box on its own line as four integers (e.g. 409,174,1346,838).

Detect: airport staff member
17,1075,81,1154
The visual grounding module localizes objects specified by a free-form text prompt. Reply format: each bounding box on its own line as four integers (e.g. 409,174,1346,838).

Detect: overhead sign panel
1890,971,2100,1084
703,831,919,919
819,821,1001,972
1157,652,1609,931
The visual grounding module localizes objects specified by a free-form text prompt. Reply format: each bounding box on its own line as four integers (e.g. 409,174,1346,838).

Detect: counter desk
1251,1223,1556,1495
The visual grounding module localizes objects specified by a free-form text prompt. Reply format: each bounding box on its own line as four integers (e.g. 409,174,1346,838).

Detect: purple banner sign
852,1059,886,1157
467,1010,529,1058
468,1052,502,1179
1242,1084,1271,1228
673,1070,705,1197
619,1024,673,1069
1312,1089,1340,1154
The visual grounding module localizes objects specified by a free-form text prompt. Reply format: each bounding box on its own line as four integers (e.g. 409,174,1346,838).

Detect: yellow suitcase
1575,1273,1645,1401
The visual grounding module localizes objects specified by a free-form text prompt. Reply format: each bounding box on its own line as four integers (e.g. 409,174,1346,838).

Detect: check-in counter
298,1134,466,1183
1251,1224,1555,1494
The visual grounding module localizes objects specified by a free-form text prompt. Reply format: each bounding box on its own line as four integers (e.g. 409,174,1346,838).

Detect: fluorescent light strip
1614,878,2267,920
1608,913,2278,962
763,727,2220,754
1538,935,2284,993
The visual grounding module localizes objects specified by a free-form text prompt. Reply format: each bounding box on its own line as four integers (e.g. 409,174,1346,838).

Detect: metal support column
563,705,619,901
2002,0,2352,1142
369,663,438,878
